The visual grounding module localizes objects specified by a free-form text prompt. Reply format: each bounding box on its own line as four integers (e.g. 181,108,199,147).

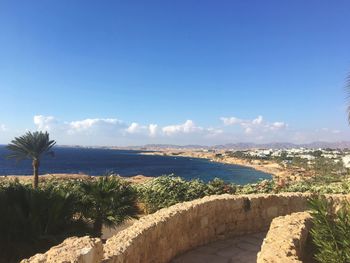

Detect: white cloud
162,120,202,136
270,122,287,130
0,124,6,132
68,118,124,134
220,115,287,134
252,115,263,125
126,122,142,134
220,117,242,126
244,127,253,134
149,124,158,137
27,114,350,146
34,115,57,131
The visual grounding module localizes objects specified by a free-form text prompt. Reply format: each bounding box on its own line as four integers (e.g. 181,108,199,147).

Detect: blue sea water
0,146,271,184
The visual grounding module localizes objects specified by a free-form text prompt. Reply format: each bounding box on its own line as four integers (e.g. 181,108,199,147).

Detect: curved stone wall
25,193,350,263
103,193,311,263
257,211,312,263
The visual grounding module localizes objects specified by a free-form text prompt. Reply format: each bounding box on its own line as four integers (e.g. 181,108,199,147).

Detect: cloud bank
220,115,287,134
0,114,346,146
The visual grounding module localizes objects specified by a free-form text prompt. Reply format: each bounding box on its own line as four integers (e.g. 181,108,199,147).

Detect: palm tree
79,176,138,237
7,131,56,188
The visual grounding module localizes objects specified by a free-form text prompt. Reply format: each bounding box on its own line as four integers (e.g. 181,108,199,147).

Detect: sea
0,146,271,184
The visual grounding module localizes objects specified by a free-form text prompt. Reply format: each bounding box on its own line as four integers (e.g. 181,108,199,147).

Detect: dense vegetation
136,176,236,213
2,173,350,262
0,176,138,262
79,176,138,236
309,197,350,263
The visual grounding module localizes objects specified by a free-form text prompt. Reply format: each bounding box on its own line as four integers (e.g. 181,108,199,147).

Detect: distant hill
141,141,350,150
143,144,209,149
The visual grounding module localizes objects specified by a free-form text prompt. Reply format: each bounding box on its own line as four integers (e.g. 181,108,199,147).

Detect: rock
21,236,103,263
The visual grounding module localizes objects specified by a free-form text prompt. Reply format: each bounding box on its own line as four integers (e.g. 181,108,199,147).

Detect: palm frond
7,131,56,161
346,74,350,125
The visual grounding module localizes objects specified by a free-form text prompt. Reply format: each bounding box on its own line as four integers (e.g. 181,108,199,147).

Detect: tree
7,131,56,188
79,176,138,237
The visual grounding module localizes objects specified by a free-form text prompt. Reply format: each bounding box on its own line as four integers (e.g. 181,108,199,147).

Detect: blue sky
0,1,350,145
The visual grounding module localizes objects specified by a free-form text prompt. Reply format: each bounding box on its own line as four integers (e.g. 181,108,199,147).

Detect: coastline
0,150,311,185
140,150,309,182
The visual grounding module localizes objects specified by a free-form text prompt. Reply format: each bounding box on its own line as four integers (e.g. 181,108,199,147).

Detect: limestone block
21,236,103,263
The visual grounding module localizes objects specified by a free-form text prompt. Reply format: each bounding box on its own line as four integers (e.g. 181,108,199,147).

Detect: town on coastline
140,146,350,183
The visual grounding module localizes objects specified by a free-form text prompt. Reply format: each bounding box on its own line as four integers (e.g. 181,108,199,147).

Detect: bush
283,180,350,194
205,178,236,195
0,181,88,262
309,197,350,263
236,179,275,194
78,176,138,236
136,175,236,213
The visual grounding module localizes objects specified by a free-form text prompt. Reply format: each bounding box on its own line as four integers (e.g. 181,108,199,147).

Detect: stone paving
171,232,267,263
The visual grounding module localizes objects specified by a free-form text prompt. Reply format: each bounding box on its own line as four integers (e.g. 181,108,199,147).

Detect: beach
140,150,313,182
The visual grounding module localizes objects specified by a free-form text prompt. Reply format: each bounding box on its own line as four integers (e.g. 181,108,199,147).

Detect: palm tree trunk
93,217,103,237
32,159,39,189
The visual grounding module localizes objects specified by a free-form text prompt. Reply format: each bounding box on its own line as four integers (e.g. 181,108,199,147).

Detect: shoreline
0,150,311,185
140,150,310,182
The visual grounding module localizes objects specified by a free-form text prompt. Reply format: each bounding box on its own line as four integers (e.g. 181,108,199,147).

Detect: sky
0,1,350,146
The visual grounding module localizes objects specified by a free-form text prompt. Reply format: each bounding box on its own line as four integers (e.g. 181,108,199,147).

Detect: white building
342,155,350,168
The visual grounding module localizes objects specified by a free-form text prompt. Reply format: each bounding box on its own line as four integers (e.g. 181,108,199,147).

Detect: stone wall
257,212,312,263
24,193,350,263
103,193,311,263
22,236,103,263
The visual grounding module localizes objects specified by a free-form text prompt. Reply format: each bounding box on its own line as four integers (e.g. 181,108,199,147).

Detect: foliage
0,181,88,262
309,197,350,263
6,131,56,188
78,176,138,236
0,181,87,242
282,180,350,194
6,131,56,161
236,179,276,194
312,157,347,182
0,176,140,261
136,175,236,214
205,177,236,195
288,156,309,170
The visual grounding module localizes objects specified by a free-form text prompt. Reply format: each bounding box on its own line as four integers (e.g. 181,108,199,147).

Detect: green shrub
283,180,350,194
205,178,236,195
0,182,87,242
309,197,350,263
136,175,236,213
0,181,88,262
136,176,198,213
78,176,138,236
236,179,275,194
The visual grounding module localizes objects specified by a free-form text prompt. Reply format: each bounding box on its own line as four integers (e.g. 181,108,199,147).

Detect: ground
171,232,266,263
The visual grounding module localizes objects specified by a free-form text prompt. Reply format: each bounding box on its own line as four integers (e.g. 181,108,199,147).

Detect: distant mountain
214,142,297,150
216,141,350,150
300,141,350,149
139,141,350,150
142,144,209,149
